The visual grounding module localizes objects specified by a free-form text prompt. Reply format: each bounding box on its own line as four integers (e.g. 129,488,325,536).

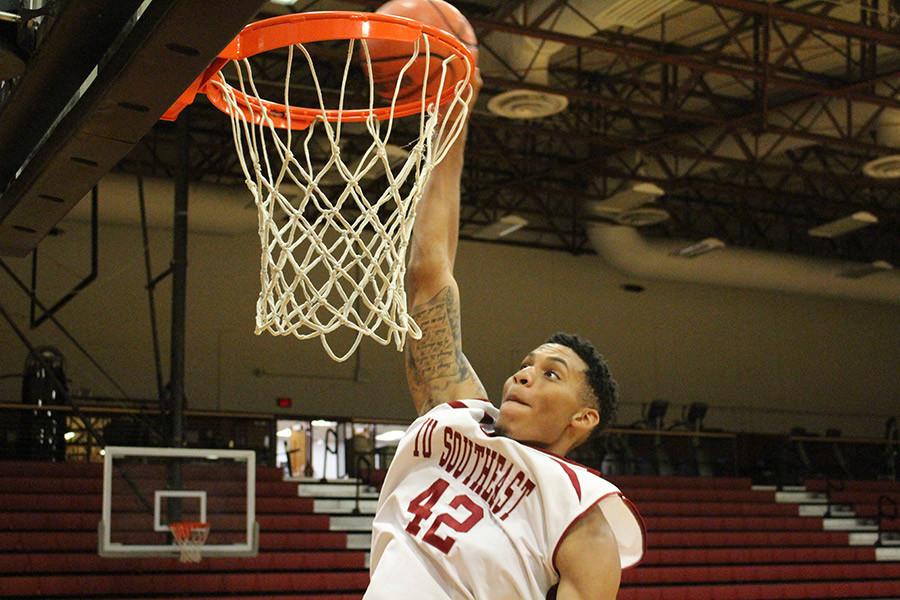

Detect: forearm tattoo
406,286,483,411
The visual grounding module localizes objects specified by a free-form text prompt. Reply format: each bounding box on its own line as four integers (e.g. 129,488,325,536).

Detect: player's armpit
555,506,622,600
405,282,487,415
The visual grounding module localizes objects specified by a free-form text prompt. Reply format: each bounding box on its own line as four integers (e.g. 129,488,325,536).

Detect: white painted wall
1,203,897,437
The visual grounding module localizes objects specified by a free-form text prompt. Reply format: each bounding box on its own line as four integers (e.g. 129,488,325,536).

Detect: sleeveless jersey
366,400,645,599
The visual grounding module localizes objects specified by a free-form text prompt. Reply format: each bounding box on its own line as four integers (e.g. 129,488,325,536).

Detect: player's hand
437,66,479,127
471,66,482,102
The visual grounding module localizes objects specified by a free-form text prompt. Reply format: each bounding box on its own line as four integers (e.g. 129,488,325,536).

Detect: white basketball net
170,522,209,563
209,31,473,362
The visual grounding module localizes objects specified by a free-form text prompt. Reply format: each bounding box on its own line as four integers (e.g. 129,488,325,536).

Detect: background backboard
99,446,258,559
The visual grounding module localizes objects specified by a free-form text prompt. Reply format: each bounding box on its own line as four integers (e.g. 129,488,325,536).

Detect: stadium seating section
0,461,897,599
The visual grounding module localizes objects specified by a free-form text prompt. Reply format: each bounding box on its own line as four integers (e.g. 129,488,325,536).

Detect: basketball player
365,70,644,599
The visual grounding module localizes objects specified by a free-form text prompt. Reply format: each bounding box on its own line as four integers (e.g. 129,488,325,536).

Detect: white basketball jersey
366,400,644,600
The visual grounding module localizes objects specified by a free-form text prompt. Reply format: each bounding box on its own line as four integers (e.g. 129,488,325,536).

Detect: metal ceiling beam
0,0,147,194
553,66,751,112
344,0,899,106
469,114,894,191
128,98,895,202
0,0,269,256
483,73,900,157
691,0,900,48
342,0,900,106
475,18,899,107
114,0,897,262
463,148,896,219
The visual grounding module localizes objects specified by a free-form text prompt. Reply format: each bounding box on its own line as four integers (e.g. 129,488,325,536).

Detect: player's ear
571,406,600,432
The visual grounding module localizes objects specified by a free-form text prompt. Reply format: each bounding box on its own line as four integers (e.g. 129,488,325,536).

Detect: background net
170,521,210,563
210,32,473,361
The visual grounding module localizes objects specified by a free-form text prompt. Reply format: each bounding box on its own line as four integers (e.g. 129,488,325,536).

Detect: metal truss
117,0,899,263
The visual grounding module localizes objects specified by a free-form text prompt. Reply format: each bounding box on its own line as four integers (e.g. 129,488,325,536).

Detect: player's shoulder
541,457,645,570
557,503,620,560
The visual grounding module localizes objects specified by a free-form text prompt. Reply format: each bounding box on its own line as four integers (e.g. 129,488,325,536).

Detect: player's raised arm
404,73,487,416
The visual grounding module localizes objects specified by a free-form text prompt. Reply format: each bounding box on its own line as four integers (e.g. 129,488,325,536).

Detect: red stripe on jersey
526,444,605,479
448,400,468,409
550,457,582,502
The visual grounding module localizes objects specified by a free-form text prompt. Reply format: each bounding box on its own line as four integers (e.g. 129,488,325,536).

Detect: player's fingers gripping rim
471,66,483,98
437,66,479,129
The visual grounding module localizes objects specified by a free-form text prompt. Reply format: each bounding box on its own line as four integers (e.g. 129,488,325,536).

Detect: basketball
364,0,478,102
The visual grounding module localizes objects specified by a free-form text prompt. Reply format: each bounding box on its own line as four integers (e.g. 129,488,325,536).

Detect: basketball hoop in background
162,9,477,361
169,521,210,563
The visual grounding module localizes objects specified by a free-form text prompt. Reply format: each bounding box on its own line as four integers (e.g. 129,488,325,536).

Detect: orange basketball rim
161,11,477,130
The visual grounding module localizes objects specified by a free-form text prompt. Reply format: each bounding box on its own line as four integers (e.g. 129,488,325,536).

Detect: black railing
0,402,276,466
353,454,374,516
596,427,738,478
2,400,897,488
320,428,340,483
822,478,846,518
876,495,897,547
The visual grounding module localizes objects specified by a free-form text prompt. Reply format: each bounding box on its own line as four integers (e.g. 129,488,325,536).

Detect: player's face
498,343,593,451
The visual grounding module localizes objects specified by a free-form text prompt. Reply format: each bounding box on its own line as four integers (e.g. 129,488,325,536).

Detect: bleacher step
876,547,900,561
314,498,378,514
753,484,807,492
285,477,361,484
346,533,371,550
329,516,375,532
799,504,855,517
5,460,896,599
776,490,827,503
298,483,378,498
849,532,880,545
822,517,878,531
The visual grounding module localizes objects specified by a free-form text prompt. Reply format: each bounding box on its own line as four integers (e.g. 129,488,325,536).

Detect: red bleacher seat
2,461,898,599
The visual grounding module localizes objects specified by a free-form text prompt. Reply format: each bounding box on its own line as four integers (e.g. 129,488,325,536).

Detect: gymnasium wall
0,201,897,437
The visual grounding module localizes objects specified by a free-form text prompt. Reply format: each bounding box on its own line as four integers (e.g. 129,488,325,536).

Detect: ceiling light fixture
472,214,528,240
837,260,893,279
670,237,725,258
808,211,878,238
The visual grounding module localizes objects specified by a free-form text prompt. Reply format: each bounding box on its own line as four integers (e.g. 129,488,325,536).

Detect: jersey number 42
405,477,484,554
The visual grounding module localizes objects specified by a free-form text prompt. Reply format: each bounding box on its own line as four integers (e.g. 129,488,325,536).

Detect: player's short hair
545,332,618,432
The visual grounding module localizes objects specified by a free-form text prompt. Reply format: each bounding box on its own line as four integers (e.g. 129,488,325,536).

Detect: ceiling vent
863,155,900,180
609,207,670,227
487,90,569,120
